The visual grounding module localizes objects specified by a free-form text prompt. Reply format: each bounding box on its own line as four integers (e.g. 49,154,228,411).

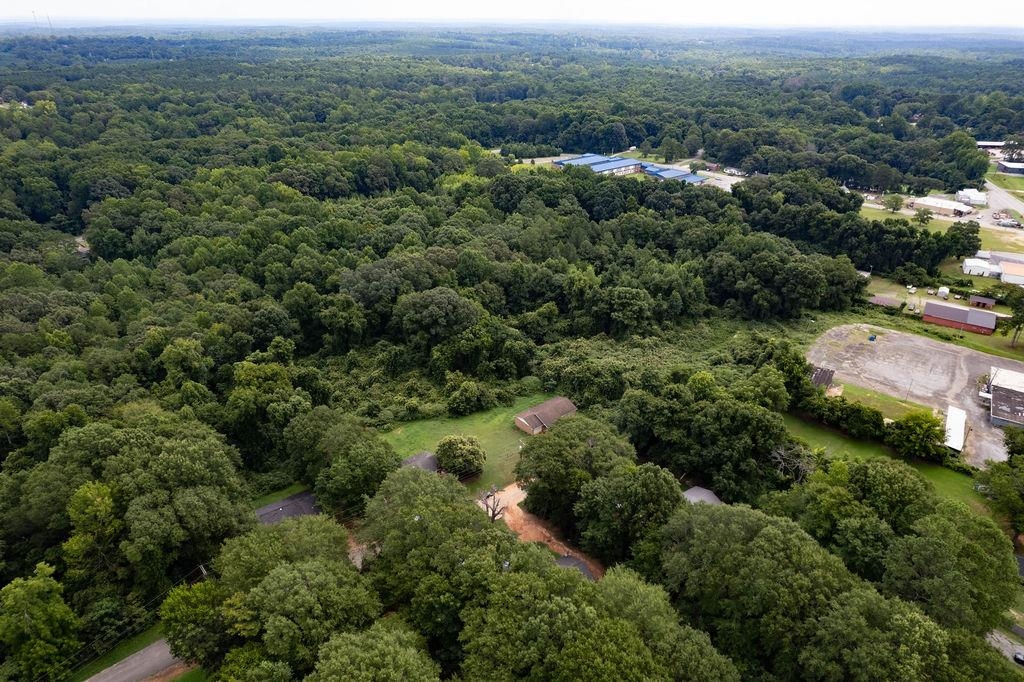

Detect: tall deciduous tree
515,416,636,534
0,563,80,680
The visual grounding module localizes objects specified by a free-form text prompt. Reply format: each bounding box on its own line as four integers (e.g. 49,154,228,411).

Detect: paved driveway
85,640,178,682
255,491,318,524
807,324,1024,465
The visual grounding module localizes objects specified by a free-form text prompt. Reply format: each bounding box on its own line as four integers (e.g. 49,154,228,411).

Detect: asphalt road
84,639,178,682
807,323,1024,465
85,491,318,682
986,179,1024,219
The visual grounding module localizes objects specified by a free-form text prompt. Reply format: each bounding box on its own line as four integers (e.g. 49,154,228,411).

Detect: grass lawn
382,394,552,493
838,382,928,419
988,170,1024,192
860,205,954,230
251,482,307,509
174,669,210,681
68,623,164,682
782,415,990,517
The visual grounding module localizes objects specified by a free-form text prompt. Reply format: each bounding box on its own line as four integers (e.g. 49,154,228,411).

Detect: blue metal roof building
643,165,706,184
554,153,642,176
589,158,642,173
555,154,614,167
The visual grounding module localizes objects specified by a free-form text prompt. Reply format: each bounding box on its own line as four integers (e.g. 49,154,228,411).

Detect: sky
2,0,1023,28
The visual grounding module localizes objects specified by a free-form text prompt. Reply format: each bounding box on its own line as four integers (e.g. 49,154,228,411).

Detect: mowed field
382,394,552,492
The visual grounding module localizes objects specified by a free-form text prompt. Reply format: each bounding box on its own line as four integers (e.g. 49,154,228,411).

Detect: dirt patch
144,662,193,682
487,483,604,580
807,323,1024,466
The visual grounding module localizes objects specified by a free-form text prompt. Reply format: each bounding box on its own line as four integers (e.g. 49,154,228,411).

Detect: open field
382,394,551,492
783,415,990,516
806,323,1024,464
860,205,955,230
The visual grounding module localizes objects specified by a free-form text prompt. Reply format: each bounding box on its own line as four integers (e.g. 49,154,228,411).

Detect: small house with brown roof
514,397,578,435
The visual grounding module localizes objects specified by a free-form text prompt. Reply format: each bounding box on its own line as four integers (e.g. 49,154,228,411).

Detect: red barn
922,301,996,335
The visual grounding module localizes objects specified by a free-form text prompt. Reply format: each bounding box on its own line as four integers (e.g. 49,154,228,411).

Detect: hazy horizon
2,0,1023,29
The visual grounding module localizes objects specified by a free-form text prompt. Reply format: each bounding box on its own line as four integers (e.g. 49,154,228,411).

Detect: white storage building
962,258,1002,277
955,188,988,207
944,405,967,452
910,196,974,217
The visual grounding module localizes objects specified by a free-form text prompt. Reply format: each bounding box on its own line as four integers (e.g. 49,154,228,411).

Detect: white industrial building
909,196,974,217
955,188,988,207
962,258,1002,277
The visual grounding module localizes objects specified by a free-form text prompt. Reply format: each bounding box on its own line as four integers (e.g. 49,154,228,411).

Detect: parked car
1013,651,1024,666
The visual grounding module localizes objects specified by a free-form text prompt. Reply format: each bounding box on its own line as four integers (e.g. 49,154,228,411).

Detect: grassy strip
250,482,307,509
383,394,552,493
173,669,210,681
782,415,990,517
988,170,1024,192
67,623,164,682
838,382,928,419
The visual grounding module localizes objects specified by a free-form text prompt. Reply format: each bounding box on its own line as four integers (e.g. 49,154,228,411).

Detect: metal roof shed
944,406,966,452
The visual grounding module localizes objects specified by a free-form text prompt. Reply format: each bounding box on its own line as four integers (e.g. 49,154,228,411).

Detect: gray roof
402,451,439,472
992,385,1024,426
923,301,997,330
555,555,596,581
868,294,901,308
516,397,578,430
811,366,835,387
683,486,723,505
969,295,997,306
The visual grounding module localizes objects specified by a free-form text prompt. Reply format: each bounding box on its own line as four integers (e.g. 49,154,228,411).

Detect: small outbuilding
810,366,835,388
969,295,997,309
402,451,439,472
514,397,578,435
944,405,967,452
868,294,902,308
921,301,996,335
683,486,723,505
997,161,1024,175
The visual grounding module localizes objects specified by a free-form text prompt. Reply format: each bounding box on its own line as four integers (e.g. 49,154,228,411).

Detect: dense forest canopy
0,27,1022,680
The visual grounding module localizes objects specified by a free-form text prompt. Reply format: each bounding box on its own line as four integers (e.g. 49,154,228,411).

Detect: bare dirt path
807,323,1024,465
489,483,604,580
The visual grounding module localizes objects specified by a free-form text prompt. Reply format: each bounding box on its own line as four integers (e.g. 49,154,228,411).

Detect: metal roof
589,158,641,173
683,486,723,505
923,301,996,329
944,405,966,452
556,153,614,167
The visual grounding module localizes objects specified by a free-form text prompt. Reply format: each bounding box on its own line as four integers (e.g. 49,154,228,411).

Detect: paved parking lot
807,324,1024,465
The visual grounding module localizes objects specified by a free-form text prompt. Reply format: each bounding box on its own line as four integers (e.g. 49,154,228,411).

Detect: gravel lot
807,324,1024,465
